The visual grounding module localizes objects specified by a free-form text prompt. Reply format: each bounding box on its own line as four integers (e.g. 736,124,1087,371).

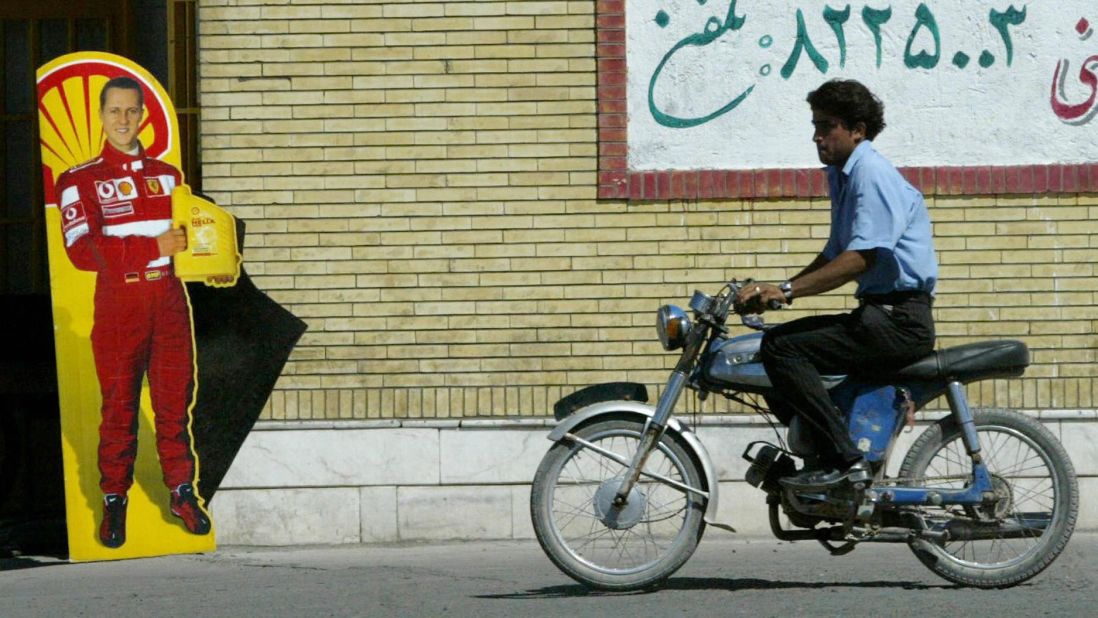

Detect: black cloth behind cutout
185,218,307,500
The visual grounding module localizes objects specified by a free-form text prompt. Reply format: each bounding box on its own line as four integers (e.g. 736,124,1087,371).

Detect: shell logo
118,180,134,196
36,52,181,207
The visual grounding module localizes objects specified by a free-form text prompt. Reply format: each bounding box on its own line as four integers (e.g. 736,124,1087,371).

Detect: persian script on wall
599,1,1098,198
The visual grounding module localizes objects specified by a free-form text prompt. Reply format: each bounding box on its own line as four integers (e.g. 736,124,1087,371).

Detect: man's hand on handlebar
734,281,785,315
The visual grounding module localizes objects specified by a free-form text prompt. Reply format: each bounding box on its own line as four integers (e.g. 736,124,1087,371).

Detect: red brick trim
595,3,1098,200
601,165,1098,200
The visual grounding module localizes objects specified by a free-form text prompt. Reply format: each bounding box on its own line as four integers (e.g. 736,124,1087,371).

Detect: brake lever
741,314,766,330
740,300,783,331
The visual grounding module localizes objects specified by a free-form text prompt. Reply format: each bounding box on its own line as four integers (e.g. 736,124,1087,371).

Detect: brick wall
198,0,1098,420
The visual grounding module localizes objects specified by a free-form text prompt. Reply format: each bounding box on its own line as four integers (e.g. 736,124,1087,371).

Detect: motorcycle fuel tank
704,333,771,391
704,333,845,392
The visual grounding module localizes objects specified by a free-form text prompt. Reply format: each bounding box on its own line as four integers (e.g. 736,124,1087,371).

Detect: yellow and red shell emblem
36,53,180,206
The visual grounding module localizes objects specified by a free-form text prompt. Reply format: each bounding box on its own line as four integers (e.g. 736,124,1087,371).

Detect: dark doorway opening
0,0,199,557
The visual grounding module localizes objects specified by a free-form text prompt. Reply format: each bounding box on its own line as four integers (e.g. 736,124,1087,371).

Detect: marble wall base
211,412,1098,545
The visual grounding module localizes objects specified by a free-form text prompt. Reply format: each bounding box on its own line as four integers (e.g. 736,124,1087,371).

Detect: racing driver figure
55,76,210,548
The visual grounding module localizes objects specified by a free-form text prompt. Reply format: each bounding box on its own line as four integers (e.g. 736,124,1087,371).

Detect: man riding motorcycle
736,79,938,490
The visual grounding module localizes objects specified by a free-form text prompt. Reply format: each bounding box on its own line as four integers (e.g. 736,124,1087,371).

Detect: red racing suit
56,143,196,496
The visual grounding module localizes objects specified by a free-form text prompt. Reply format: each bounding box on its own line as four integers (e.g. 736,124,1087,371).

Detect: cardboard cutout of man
54,77,209,548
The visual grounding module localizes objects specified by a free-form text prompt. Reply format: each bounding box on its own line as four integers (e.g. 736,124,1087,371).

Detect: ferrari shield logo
146,177,161,195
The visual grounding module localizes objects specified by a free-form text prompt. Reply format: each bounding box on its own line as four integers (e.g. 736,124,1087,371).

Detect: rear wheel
530,418,706,590
899,408,1077,587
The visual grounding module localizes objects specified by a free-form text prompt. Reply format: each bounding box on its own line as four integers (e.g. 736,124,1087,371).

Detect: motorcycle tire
899,408,1077,588
530,418,706,591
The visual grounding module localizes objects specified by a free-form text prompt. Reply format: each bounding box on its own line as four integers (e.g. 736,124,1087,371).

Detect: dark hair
99,76,145,110
806,79,886,140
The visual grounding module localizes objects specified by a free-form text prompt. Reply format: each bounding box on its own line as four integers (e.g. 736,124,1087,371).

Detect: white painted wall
628,1,1098,170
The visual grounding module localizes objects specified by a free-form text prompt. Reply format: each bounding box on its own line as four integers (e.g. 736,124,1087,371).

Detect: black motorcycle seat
889,340,1029,383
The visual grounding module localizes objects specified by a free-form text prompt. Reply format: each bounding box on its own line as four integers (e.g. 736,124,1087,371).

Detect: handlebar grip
767,299,784,311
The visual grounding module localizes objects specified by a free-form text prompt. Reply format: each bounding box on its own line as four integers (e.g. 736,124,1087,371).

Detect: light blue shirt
822,141,938,297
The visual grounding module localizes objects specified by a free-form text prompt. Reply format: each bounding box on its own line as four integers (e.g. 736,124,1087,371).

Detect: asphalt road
2,532,1095,617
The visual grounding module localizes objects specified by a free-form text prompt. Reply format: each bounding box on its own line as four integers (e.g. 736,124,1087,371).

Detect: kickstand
818,538,857,556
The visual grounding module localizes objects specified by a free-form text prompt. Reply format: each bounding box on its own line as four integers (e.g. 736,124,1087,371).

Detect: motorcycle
530,279,1077,590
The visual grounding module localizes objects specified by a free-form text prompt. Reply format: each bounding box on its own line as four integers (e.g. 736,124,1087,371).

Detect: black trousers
759,293,935,465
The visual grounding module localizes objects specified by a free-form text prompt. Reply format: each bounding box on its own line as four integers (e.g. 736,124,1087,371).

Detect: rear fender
548,400,721,524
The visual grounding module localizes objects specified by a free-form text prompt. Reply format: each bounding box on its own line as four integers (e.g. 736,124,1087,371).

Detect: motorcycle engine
783,486,859,525
743,441,862,527
743,443,796,494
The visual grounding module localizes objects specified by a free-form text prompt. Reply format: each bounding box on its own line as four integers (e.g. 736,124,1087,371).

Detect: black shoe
99,493,127,548
780,459,872,490
170,483,212,535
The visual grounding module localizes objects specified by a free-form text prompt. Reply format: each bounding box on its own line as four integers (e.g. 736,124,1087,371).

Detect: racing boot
779,458,872,491
99,493,128,548
170,483,211,535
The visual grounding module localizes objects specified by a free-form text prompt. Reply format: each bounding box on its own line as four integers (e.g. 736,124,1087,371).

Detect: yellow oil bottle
171,184,241,287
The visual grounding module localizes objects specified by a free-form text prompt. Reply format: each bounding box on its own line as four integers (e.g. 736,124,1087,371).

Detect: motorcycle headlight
656,305,691,351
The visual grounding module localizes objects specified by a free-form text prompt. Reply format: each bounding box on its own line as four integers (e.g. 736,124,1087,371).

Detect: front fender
548,400,722,525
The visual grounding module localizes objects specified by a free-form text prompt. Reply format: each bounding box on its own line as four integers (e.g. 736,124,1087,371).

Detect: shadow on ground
477,577,956,599
0,554,67,571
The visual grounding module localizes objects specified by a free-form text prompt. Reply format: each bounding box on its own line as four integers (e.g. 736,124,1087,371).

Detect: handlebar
727,279,785,312
724,278,784,331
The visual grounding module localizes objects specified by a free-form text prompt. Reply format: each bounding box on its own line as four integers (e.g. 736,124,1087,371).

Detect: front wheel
899,408,1078,588
530,418,707,590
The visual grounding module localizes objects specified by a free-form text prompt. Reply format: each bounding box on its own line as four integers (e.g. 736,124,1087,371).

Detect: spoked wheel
899,408,1078,588
530,418,706,590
